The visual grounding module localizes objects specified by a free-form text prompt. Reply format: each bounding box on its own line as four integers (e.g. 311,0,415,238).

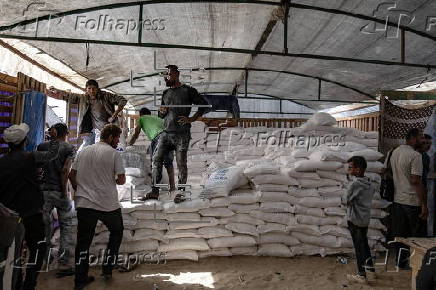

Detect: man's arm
34,140,60,165
46,87,81,103
346,183,358,204
116,174,126,185
114,151,126,185
190,87,208,120
128,124,142,146
105,91,127,122
158,91,168,119
68,169,78,191
411,174,428,218
62,158,73,197
411,153,427,218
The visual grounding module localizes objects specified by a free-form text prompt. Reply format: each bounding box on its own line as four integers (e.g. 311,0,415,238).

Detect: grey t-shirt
90,99,111,130
159,85,208,133
72,142,125,212
388,144,423,206
37,141,76,191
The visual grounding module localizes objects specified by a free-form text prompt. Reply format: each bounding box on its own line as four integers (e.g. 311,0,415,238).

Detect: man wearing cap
46,79,127,151
145,65,208,203
0,123,60,290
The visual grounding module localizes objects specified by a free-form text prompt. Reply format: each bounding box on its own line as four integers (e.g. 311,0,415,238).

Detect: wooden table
394,237,436,290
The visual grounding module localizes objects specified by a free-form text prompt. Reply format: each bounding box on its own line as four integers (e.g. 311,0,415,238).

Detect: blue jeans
149,134,174,169
42,191,76,267
151,132,190,193
78,129,100,152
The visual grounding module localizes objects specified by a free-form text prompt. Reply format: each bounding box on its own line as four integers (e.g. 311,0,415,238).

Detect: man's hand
0,203,18,217
49,127,58,139
178,116,194,125
46,86,61,98
108,116,115,123
419,205,428,220
159,106,168,114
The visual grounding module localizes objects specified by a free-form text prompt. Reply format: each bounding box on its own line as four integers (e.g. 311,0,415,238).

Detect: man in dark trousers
0,123,59,290
144,65,208,203
417,134,433,236
389,128,427,269
69,124,125,290
37,123,76,277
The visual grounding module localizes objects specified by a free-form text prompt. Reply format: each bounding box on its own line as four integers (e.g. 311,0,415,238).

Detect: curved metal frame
0,34,434,70
104,66,378,100
1,0,435,44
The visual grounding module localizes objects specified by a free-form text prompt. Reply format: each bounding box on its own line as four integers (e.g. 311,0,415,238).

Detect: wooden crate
0,73,18,155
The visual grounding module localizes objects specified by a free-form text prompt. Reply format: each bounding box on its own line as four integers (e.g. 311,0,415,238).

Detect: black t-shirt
0,151,42,218
160,85,208,133
37,141,76,191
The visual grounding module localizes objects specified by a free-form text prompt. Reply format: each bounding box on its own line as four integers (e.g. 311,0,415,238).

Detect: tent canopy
1,0,435,110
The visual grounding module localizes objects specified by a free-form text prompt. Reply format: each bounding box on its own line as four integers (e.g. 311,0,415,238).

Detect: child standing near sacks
346,156,376,284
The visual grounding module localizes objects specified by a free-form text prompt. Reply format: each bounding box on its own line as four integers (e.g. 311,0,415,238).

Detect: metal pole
138,4,143,44
318,79,321,100
401,28,405,63
283,0,290,54
245,69,248,98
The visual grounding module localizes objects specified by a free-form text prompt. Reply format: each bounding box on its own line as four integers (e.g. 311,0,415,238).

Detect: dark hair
406,128,422,140
347,156,367,171
100,124,122,140
51,123,68,138
85,79,99,88
424,134,432,140
139,107,151,116
165,65,179,72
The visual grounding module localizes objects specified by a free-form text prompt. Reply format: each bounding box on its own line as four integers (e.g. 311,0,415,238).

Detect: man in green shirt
128,107,175,191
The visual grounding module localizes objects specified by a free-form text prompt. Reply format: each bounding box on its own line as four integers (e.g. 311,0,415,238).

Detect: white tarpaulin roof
1,0,435,111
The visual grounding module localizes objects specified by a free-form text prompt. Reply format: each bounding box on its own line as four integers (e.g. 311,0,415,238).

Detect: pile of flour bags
87,112,387,261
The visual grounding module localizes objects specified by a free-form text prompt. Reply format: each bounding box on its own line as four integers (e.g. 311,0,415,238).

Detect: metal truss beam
0,34,434,71
1,1,435,44
104,66,378,100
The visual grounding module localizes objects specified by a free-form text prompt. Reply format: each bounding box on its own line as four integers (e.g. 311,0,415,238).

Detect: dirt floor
38,255,411,290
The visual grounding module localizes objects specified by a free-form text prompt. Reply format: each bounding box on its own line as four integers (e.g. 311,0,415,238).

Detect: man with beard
389,128,427,269
144,65,208,203
68,124,125,290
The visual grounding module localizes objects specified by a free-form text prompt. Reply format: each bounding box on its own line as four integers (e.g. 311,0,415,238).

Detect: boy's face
86,85,98,98
347,162,362,177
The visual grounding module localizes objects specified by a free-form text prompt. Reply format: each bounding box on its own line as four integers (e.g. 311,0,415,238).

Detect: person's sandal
174,193,186,204
55,268,75,278
138,192,159,201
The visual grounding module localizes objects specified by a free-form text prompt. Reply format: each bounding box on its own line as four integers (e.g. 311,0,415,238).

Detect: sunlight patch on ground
137,272,215,288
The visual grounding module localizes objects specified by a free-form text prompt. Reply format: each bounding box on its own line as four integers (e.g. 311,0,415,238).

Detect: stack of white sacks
88,113,387,261
116,149,152,201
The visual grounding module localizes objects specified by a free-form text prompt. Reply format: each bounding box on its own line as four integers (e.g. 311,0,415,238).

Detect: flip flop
138,192,159,201
174,193,186,204
55,268,75,278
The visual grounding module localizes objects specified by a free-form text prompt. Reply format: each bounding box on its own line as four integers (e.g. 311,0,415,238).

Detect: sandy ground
38,255,411,290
